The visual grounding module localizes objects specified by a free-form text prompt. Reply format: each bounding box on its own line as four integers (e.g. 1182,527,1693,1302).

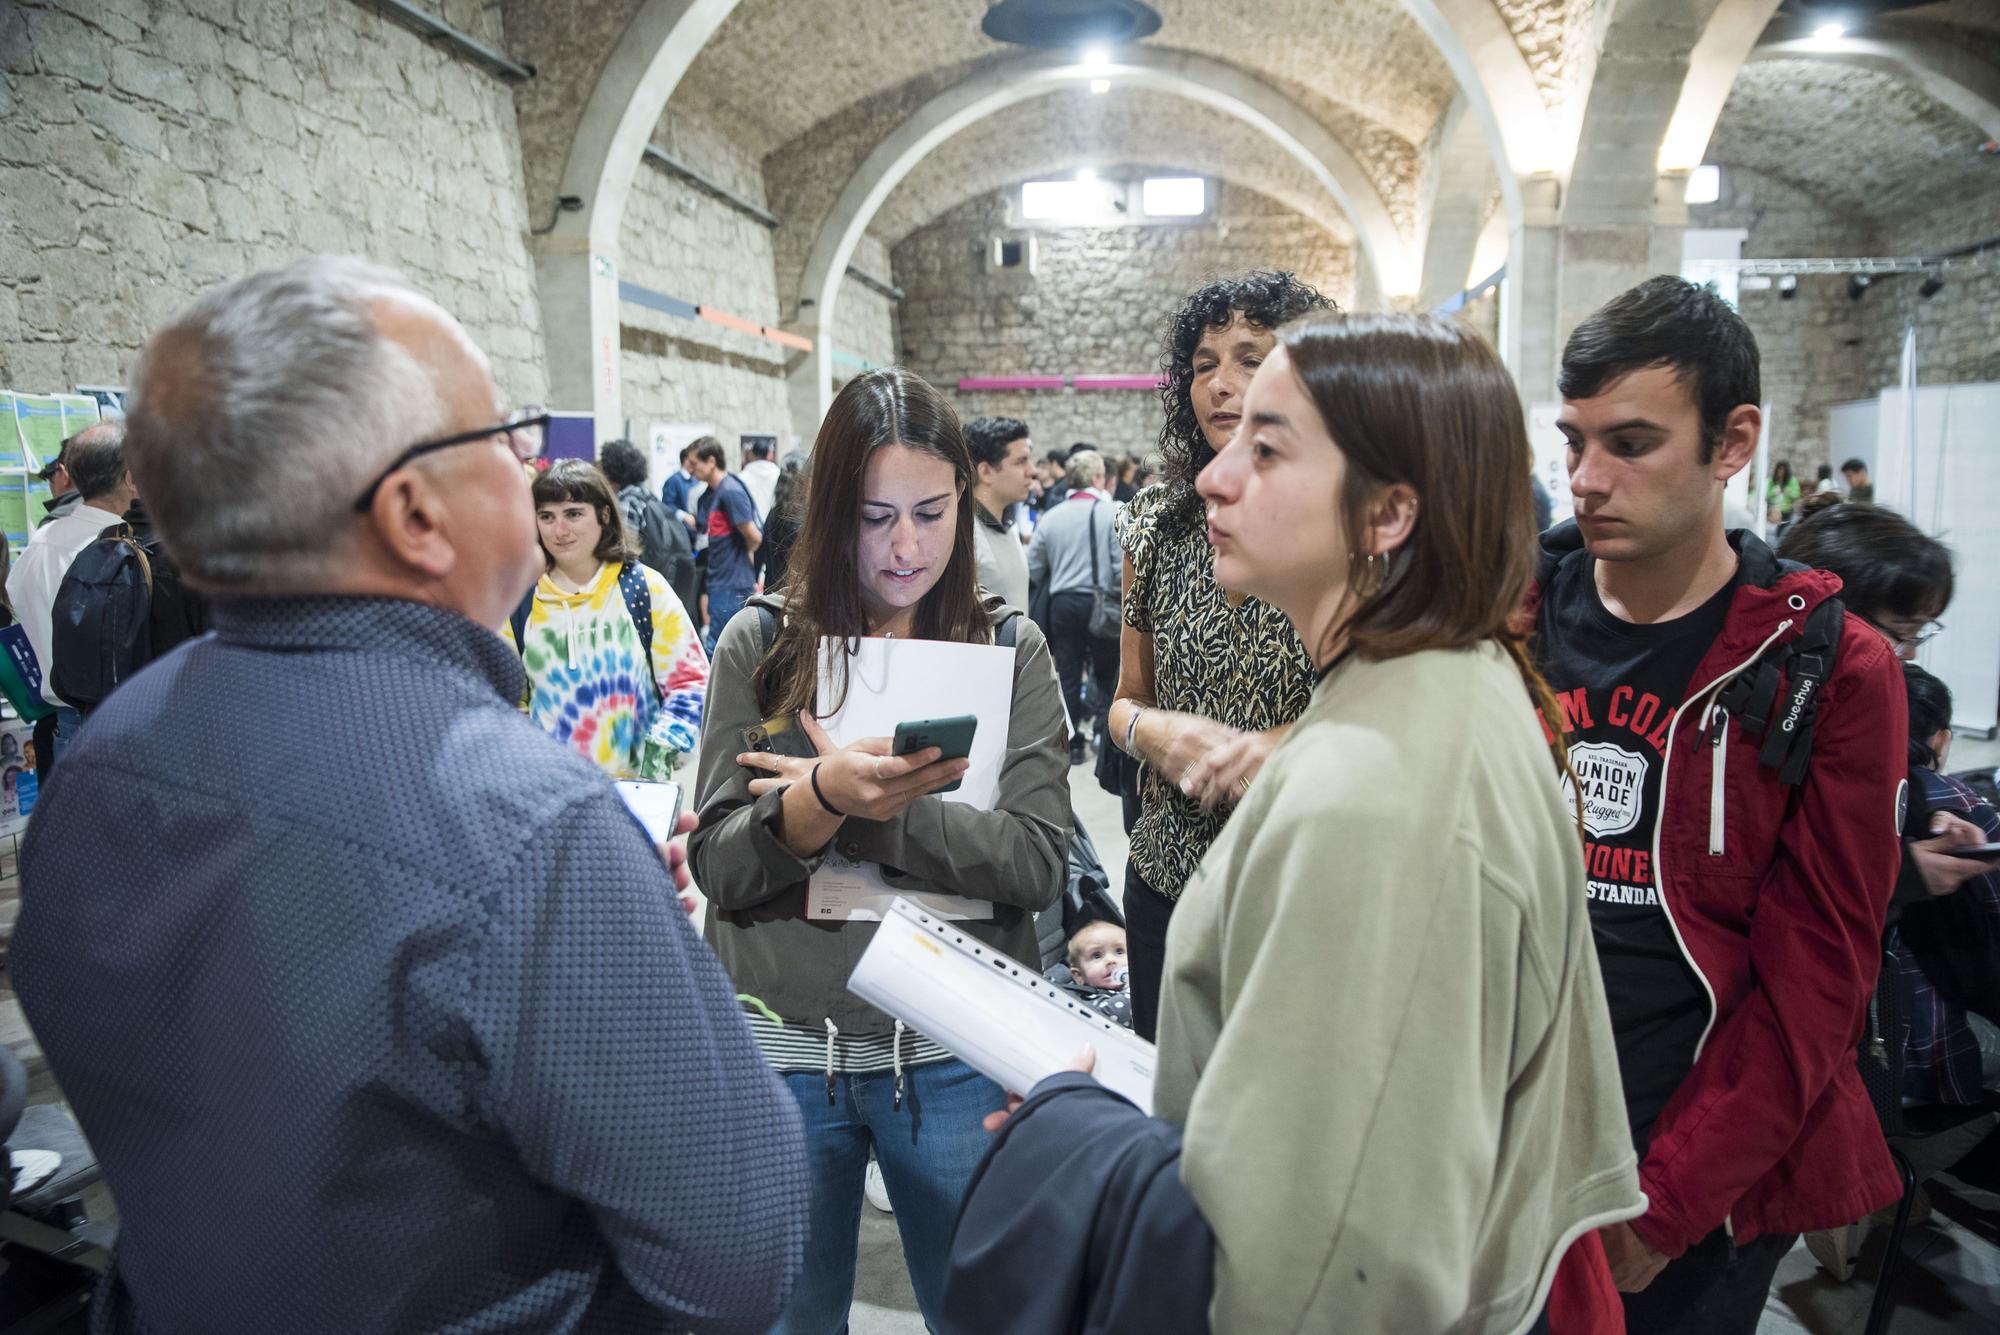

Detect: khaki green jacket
1155,643,1643,1334
689,594,1071,1035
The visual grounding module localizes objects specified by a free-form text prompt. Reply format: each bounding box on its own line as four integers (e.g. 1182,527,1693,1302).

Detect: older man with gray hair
9,257,807,1334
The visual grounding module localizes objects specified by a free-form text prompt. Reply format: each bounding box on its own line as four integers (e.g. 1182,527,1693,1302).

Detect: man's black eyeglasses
353,412,551,512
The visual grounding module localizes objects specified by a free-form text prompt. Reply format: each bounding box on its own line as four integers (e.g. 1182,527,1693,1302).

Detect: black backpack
49,524,154,714
620,486,694,593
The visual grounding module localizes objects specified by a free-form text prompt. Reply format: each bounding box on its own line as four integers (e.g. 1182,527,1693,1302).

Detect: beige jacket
1155,643,1643,1334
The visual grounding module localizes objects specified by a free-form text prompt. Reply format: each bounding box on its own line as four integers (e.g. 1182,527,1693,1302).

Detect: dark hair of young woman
1278,314,1572,773
530,459,637,566
753,368,990,718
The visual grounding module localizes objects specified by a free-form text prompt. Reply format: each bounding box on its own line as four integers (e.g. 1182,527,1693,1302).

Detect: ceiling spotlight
1847,273,1871,301
1920,271,1945,299
1075,168,1097,183
1778,275,1799,300
1684,164,1720,205
1081,46,1111,73
1813,22,1847,41
981,0,1161,48
1089,78,1110,94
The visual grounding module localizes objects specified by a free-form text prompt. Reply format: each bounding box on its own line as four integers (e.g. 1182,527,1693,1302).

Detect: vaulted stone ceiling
872,87,1360,246
1706,57,2000,225
667,0,1463,160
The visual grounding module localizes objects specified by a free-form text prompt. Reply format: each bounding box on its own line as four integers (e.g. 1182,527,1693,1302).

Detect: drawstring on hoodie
893,1020,906,1112
817,1017,911,1113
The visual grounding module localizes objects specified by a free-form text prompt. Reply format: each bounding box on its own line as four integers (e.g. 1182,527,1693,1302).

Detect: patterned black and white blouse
1121,483,1316,899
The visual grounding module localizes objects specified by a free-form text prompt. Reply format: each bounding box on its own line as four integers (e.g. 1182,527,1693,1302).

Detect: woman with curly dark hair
1106,270,1333,1036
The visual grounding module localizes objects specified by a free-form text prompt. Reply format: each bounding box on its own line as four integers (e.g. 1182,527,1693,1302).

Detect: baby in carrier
1060,920,1132,1030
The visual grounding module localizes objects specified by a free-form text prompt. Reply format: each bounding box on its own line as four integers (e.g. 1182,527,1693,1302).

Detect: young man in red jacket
1530,276,1906,1333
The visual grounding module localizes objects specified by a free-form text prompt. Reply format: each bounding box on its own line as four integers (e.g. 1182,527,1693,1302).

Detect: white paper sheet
847,898,1158,1114
814,635,1016,811
807,850,994,921
807,634,1019,920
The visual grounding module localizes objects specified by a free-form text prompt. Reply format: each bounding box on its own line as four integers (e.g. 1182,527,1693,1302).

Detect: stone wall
1,0,547,401
1852,183,2000,397
1691,164,2000,474
616,107,900,465
618,108,793,467
893,182,1354,455
1690,167,1879,473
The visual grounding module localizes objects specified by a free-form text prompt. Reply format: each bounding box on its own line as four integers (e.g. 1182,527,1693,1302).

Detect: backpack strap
996,608,1020,649
1757,594,1843,786
616,564,661,703
508,587,533,651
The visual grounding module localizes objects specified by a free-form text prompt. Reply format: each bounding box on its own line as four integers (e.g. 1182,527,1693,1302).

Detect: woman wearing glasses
506,458,707,780
1775,501,1951,662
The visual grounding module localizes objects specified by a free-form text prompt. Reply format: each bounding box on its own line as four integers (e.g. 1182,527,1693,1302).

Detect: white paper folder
846,898,1158,1114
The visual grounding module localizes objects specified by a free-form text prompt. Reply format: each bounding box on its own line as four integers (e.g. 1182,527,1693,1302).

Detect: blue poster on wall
545,412,596,463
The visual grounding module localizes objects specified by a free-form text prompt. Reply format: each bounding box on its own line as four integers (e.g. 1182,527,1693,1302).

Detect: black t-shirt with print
1536,556,1741,1152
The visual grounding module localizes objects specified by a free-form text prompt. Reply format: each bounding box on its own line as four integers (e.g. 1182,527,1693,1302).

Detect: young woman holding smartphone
689,367,1070,1334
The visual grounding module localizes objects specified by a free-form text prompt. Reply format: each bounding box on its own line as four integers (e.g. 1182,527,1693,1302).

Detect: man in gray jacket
1028,449,1122,764
9,257,807,1335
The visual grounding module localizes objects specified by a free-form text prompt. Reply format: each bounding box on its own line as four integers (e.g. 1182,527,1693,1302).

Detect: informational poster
0,475,31,552
0,715,36,835
648,422,715,491
0,392,19,469
58,394,101,439
11,394,66,471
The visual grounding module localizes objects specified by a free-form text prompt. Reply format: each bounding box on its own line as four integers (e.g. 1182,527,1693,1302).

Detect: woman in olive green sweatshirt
957,317,1642,1335
691,368,1070,1334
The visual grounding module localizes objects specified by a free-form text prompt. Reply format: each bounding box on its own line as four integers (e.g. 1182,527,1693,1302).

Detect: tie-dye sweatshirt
505,561,707,780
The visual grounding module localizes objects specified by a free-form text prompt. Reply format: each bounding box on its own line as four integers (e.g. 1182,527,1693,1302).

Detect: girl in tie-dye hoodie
505,460,707,780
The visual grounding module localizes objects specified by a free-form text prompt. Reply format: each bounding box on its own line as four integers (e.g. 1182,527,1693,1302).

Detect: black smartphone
742,713,815,759
1941,841,2000,860
893,714,978,794
615,780,683,844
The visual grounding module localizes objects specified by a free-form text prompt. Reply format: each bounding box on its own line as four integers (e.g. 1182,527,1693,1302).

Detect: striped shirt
747,1012,952,1075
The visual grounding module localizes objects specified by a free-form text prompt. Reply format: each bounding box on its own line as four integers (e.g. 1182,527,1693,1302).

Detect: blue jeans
705,583,753,656
772,1058,1005,1335
48,705,84,772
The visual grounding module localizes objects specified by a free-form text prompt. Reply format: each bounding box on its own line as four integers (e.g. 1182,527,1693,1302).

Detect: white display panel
1877,382,2000,736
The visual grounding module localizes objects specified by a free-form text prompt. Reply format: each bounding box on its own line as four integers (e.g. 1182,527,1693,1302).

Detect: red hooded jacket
1530,523,1906,1258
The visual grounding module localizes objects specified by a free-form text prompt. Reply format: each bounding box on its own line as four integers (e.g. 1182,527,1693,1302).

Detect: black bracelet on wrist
808,763,846,817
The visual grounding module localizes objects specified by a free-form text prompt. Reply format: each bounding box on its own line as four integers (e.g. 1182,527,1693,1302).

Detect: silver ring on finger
875,756,886,781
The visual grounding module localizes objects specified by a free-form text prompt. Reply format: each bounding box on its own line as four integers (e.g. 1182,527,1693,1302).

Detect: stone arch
1745,31,2000,143
1656,0,1790,176
1400,0,1561,205
792,46,1415,424
1417,92,1498,312
530,0,743,430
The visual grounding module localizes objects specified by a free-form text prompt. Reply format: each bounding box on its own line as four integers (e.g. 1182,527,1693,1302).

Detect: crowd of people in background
5,250,1996,1335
